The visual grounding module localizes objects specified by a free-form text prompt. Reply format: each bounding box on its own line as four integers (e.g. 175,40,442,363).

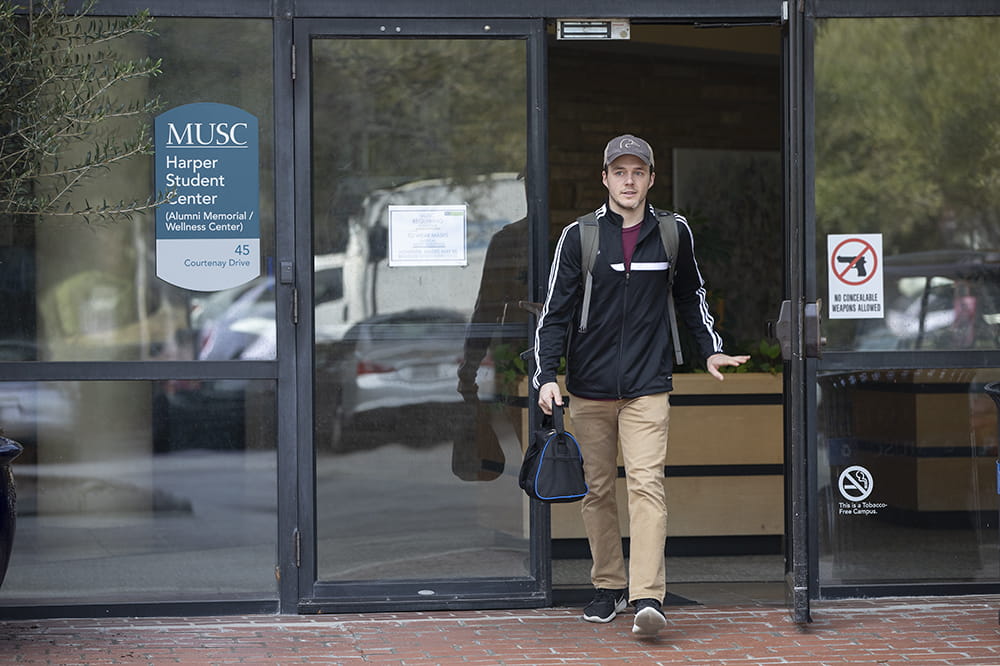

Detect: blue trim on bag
534,431,588,501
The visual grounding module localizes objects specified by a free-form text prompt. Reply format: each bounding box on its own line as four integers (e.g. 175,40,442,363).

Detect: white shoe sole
632,606,666,636
582,597,627,623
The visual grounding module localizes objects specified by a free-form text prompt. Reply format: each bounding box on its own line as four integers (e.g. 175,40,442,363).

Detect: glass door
806,6,1000,599
293,19,548,612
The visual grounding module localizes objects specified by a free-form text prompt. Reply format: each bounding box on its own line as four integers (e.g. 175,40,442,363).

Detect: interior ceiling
631,25,780,55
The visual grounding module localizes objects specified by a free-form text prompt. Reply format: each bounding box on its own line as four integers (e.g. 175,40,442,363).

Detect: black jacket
532,203,724,399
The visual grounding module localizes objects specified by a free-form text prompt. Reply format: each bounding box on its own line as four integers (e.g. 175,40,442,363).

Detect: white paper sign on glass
387,204,468,267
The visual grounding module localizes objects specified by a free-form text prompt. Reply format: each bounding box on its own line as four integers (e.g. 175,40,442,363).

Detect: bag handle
550,400,565,434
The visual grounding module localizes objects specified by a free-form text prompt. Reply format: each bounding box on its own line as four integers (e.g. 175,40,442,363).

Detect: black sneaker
631,598,666,636
582,588,628,623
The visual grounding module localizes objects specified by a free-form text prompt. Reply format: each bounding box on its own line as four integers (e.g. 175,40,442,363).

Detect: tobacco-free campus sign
154,103,260,291
837,465,886,518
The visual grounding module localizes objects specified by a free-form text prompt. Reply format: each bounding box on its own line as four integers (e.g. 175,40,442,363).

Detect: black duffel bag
519,401,587,503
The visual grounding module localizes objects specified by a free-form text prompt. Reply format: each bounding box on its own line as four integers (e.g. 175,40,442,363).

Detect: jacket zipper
616,269,630,398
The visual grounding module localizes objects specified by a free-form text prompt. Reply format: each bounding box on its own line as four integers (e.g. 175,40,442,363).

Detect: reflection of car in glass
0,381,75,447
197,276,274,360
313,253,351,343
160,256,349,451
189,278,260,338
311,174,523,451
0,342,75,446
853,250,1000,351
154,378,251,453
317,308,495,450
195,254,348,360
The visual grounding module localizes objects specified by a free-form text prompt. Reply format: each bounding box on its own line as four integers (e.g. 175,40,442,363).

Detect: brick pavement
1,596,998,665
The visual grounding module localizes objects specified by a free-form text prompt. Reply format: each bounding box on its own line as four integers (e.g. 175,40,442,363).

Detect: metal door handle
771,300,792,361
804,299,826,359
771,299,826,360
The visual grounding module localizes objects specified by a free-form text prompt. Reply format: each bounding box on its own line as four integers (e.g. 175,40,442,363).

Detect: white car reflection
327,308,495,445
197,276,274,360
0,383,75,445
0,343,75,445
853,250,1000,351
195,254,349,360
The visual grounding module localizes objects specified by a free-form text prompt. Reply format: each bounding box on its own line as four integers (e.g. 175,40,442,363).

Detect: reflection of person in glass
453,214,529,481
533,135,749,636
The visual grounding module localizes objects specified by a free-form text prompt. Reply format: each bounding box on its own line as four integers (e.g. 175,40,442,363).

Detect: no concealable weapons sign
827,233,884,320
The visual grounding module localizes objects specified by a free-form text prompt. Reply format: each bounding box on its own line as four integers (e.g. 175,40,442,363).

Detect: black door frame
289,17,552,614
783,0,812,624
803,0,1000,603
282,1,805,619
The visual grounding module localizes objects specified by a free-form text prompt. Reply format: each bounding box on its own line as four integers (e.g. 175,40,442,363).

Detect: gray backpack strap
577,213,599,333
656,210,684,366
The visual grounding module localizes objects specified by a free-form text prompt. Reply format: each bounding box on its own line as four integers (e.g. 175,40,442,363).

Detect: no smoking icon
831,238,878,286
838,465,874,502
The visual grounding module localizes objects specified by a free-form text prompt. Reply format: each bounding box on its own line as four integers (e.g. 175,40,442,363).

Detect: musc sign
155,103,261,291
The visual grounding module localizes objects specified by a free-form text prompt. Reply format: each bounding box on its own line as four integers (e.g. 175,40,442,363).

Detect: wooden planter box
517,373,784,539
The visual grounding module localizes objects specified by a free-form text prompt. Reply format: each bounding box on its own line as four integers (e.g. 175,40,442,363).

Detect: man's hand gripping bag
519,402,588,503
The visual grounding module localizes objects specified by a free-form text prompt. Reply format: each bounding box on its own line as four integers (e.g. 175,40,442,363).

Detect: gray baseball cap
603,134,655,169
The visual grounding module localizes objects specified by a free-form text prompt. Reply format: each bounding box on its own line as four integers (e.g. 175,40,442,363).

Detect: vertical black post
525,18,552,602
783,0,812,624
273,0,300,615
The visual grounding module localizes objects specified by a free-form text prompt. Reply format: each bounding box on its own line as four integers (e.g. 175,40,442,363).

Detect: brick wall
548,41,781,229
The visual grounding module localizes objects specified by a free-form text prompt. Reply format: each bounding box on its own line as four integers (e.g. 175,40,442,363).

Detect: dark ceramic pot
0,436,23,589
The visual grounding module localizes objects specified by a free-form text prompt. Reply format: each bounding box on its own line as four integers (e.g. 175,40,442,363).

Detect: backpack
577,209,684,365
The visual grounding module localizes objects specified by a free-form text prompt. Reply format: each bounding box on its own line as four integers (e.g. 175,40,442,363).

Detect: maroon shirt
622,222,641,270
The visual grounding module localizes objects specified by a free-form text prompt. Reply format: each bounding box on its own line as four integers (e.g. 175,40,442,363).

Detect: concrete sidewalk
1,595,998,665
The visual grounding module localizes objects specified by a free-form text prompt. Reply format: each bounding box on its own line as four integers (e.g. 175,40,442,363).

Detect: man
532,134,748,637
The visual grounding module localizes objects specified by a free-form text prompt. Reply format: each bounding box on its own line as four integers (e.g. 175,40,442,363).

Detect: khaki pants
569,392,669,603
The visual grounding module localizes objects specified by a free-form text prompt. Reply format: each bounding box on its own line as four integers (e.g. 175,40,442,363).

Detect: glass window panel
817,368,999,586
0,380,276,604
815,17,1000,352
0,19,274,362
310,38,530,582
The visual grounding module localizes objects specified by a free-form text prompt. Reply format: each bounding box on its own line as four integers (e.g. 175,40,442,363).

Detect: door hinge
292,286,299,325
291,43,296,80
781,1,788,22
293,527,301,568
